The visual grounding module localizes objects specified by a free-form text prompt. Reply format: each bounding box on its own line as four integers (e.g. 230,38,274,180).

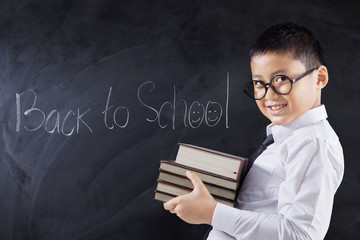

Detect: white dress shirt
208,105,344,240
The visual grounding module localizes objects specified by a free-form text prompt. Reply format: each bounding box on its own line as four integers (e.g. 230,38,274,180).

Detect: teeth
270,105,285,110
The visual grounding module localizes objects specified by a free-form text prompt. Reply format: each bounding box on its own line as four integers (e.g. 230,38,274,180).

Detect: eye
274,75,288,83
253,80,264,89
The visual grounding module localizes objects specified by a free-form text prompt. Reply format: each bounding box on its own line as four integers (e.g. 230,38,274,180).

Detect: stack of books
154,143,248,207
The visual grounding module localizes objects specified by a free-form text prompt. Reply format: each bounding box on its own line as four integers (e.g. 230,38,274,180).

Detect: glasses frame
244,66,319,100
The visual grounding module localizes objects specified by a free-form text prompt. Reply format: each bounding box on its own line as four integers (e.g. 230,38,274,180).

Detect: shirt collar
266,105,328,144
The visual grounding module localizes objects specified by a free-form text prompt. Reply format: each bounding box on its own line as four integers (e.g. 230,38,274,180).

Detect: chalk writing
102,87,130,129
137,75,230,129
16,89,93,136
14,74,231,135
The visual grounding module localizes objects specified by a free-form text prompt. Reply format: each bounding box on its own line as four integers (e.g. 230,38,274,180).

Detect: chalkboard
0,0,359,239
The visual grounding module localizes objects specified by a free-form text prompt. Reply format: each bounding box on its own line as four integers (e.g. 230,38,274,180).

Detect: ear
315,65,328,90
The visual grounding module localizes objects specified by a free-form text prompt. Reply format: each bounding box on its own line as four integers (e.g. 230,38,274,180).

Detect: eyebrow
252,68,289,79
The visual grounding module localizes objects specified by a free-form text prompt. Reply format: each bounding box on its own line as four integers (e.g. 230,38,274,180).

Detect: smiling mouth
208,116,219,121
192,118,201,123
267,104,287,111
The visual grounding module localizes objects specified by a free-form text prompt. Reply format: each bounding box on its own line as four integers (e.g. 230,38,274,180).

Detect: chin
271,119,288,125
267,115,292,125
262,108,293,125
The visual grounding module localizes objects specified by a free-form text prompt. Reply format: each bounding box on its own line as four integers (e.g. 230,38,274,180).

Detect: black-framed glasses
244,67,318,100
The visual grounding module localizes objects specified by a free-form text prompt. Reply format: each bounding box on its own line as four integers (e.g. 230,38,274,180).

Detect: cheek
290,84,315,107
256,100,268,115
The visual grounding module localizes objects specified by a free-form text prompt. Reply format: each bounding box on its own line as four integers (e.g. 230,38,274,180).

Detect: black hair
250,22,325,70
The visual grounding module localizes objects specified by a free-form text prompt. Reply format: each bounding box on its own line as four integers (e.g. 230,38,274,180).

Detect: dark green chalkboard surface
0,0,359,239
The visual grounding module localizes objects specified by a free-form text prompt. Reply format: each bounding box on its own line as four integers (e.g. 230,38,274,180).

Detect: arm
210,137,344,239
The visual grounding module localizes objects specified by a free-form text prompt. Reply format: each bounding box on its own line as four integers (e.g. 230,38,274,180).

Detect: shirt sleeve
208,136,344,240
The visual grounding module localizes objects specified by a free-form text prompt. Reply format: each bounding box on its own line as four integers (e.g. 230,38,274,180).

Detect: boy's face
250,52,320,125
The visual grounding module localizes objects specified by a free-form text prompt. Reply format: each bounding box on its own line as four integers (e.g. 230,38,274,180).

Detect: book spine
158,170,236,200
178,143,247,161
156,180,236,204
159,161,239,190
154,190,235,207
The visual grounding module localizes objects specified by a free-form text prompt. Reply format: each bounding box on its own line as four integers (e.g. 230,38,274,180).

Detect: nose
264,86,279,100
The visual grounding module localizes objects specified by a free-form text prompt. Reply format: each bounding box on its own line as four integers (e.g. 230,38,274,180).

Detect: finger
163,197,179,210
186,171,206,191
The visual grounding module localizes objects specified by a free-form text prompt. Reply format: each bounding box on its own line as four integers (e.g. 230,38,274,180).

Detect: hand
163,171,217,225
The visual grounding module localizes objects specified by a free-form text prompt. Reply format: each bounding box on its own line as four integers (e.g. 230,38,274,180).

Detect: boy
164,22,344,239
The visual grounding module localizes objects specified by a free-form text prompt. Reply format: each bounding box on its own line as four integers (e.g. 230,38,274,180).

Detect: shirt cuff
211,202,240,234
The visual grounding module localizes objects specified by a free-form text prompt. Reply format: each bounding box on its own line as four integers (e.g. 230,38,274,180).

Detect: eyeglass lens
248,76,292,99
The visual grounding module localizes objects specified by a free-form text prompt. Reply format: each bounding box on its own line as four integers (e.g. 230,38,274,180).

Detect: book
159,161,238,191
155,181,234,207
154,143,247,207
158,170,236,200
176,143,247,180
